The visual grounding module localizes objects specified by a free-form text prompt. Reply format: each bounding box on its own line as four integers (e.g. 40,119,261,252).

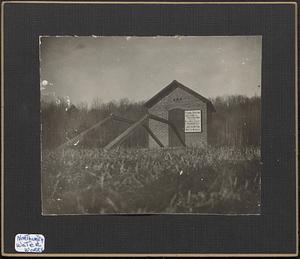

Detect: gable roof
144,80,216,112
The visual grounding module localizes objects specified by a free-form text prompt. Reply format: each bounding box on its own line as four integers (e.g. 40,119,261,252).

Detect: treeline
41,98,148,149
41,95,260,149
209,95,261,147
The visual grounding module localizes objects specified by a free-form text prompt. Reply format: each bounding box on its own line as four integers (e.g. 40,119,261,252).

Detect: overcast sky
40,36,262,105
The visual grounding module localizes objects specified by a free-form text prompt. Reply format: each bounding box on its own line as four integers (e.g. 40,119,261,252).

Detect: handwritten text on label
15,234,45,253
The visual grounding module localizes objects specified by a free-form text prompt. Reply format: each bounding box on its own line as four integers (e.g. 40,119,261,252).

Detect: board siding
148,87,208,148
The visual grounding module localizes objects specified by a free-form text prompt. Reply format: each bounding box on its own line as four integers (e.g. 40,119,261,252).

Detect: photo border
1,1,298,257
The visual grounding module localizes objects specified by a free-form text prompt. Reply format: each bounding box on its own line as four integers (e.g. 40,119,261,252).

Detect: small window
173,97,182,102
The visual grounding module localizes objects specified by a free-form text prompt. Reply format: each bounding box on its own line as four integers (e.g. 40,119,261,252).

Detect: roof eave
144,80,216,112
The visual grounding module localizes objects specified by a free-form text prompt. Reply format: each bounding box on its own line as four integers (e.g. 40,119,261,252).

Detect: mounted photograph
40,36,262,215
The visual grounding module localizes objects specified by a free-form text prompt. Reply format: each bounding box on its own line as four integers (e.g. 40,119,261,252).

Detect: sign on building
185,110,202,133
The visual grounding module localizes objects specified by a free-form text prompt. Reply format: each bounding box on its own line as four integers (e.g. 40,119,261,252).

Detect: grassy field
42,146,261,214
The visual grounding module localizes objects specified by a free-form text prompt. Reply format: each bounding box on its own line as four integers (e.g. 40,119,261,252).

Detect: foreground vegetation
42,146,261,214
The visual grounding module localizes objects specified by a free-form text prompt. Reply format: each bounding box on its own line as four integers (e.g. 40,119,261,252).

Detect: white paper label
15,234,45,253
185,110,202,132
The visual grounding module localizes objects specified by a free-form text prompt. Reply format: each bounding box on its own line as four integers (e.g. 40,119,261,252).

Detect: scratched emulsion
40,36,261,215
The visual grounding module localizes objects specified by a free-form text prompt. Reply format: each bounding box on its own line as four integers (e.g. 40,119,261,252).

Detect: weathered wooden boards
104,114,149,150
111,114,164,148
57,113,185,151
56,115,112,150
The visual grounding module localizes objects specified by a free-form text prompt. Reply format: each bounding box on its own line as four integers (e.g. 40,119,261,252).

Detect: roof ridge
144,80,215,112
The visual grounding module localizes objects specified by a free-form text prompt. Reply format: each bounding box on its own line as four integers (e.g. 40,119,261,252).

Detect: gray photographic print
40,36,262,215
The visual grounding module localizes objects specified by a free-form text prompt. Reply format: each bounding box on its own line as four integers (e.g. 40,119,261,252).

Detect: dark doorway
168,108,185,147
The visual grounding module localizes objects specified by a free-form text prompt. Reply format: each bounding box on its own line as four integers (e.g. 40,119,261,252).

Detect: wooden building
144,80,216,148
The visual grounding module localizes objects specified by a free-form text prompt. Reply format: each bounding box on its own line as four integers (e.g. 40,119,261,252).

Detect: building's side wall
148,87,207,148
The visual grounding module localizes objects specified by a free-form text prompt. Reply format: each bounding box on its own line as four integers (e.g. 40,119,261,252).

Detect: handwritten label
185,110,202,133
15,234,45,253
